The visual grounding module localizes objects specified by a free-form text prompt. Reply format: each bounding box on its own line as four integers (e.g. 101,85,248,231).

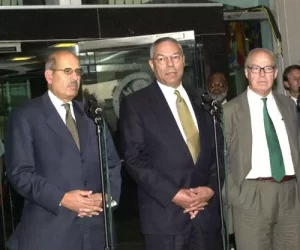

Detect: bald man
207,72,228,105
5,50,121,250
223,48,300,250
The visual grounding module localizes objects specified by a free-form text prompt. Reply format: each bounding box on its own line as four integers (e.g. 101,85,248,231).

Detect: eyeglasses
152,54,183,65
51,68,83,76
247,66,275,74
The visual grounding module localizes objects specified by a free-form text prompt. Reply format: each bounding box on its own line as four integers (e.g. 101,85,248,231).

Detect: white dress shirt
48,90,76,123
291,96,297,104
246,88,295,178
157,81,198,143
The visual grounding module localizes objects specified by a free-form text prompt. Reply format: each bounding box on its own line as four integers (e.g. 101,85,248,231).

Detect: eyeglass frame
151,53,184,65
247,65,276,74
51,68,84,76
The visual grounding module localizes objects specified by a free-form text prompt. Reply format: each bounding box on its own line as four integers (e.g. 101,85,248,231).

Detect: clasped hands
172,187,214,219
60,190,106,218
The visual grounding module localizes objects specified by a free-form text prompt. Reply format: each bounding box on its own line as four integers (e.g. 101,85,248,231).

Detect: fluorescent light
53,43,77,48
11,56,35,61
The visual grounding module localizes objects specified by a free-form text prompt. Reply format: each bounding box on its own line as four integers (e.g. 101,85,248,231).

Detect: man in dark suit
223,48,300,250
120,37,224,250
5,50,121,250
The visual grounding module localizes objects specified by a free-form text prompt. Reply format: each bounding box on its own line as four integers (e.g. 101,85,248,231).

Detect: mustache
69,80,79,87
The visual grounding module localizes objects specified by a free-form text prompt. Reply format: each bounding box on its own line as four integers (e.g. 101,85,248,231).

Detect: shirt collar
48,90,73,109
157,81,184,96
290,96,297,104
247,87,274,104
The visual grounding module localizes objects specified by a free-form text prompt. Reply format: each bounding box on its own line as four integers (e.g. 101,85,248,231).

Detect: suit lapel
147,82,191,157
188,94,210,164
236,92,252,174
42,93,87,153
274,93,299,167
73,101,89,153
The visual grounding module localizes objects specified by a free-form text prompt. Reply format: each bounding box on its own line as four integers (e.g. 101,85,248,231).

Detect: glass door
77,30,198,249
77,30,198,132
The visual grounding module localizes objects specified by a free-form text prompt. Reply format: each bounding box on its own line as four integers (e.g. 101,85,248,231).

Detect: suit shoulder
122,84,152,104
223,95,242,113
10,96,43,117
73,100,84,109
274,92,295,107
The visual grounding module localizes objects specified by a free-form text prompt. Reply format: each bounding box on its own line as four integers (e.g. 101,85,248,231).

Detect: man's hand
172,189,198,209
183,187,214,214
78,193,107,217
60,190,102,217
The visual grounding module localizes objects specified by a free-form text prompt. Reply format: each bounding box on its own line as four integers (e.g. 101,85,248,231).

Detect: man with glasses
223,48,300,249
207,72,228,105
120,37,224,250
5,50,121,250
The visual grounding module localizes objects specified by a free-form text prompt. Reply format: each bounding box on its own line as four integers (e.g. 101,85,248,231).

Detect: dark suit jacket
120,81,224,235
5,92,121,250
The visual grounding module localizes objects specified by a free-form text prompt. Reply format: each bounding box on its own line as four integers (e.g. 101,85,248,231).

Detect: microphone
84,95,104,120
195,88,222,122
195,89,222,111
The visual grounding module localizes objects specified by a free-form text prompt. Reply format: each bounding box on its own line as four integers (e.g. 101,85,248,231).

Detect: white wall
271,0,300,66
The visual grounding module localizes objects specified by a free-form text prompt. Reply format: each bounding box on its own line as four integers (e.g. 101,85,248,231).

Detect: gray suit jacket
222,91,300,233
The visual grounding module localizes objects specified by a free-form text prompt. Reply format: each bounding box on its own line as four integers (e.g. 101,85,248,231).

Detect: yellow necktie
63,103,80,150
174,90,200,163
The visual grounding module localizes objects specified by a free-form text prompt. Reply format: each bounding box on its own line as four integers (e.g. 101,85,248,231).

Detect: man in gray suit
223,48,300,250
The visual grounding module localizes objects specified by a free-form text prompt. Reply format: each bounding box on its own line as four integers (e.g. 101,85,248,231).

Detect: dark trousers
144,227,222,250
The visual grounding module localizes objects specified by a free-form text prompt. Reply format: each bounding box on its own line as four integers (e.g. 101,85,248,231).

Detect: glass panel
78,33,199,249
80,40,199,134
0,79,32,249
0,80,31,139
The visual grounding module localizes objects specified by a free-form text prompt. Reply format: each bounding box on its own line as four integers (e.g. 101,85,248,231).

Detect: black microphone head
195,88,214,103
84,94,103,119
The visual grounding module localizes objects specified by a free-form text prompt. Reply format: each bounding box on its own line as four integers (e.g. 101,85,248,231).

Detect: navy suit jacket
5,92,121,250
120,82,224,235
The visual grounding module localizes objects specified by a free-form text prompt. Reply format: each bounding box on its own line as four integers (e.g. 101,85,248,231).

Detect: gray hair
150,37,183,58
45,50,77,70
45,53,56,70
245,48,277,68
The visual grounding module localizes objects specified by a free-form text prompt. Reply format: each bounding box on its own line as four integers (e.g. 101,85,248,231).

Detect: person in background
207,72,228,105
120,37,224,250
283,64,300,104
5,50,121,250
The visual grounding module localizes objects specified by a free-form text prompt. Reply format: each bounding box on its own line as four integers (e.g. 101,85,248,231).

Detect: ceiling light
11,56,35,61
53,43,77,48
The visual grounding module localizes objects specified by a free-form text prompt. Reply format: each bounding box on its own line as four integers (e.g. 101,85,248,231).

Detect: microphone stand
92,113,111,250
201,102,227,250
